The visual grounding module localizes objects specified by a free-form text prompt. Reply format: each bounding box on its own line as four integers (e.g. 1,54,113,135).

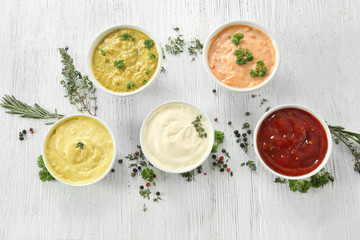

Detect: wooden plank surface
1,0,359,239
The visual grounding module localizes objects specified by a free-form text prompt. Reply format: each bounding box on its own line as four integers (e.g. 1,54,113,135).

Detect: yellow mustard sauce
92,28,158,92
44,116,114,185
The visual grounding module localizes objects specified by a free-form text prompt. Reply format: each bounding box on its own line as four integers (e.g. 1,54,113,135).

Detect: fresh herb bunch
192,115,207,138
235,49,253,65
329,125,360,173
37,155,55,182
144,39,153,49
188,39,203,61
250,61,267,77
275,169,334,193
59,47,97,116
229,33,244,46
241,160,257,171
114,59,125,69
212,130,225,153
119,33,135,41
0,95,64,124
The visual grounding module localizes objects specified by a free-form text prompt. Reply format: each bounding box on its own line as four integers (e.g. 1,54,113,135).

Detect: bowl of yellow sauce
43,114,116,186
87,24,162,96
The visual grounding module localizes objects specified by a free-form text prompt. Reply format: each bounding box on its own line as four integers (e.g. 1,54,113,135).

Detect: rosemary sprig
329,125,360,173
59,47,97,116
0,95,64,123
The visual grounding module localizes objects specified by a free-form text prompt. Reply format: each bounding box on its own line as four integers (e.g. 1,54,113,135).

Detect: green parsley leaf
144,39,153,49
142,79,147,84
119,33,135,41
114,59,125,69
212,130,225,153
250,60,267,77
126,81,135,90
37,155,55,182
234,49,253,65
149,53,156,58
100,49,106,56
141,167,154,182
230,33,244,46
145,69,150,75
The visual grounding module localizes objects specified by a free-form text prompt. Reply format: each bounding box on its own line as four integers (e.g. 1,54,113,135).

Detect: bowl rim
253,104,333,180
139,101,215,174
202,20,280,93
42,114,117,186
86,24,163,97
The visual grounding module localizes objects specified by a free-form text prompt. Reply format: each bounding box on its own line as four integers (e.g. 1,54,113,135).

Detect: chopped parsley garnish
145,69,150,75
149,53,156,58
126,81,135,90
229,33,244,46
114,59,125,69
119,33,135,41
250,61,267,77
191,115,207,138
76,142,84,149
100,49,106,56
234,49,253,65
144,39,153,49
141,167,155,182
142,79,147,84
37,155,55,182
212,130,225,153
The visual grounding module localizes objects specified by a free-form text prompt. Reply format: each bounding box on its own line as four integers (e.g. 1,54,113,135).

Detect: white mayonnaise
141,102,213,172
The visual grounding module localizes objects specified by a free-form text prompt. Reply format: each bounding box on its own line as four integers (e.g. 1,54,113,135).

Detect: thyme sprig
329,125,360,173
59,47,97,116
0,95,64,124
241,160,257,171
191,115,207,138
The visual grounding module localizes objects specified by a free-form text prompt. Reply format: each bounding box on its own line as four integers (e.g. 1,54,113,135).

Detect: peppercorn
118,159,123,164
29,128,34,134
140,185,144,190
156,191,160,196
131,172,136,177
220,168,225,172
234,130,239,134
111,168,115,172
212,89,216,93
227,168,231,172
244,137,248,142
240,143,245,147
153,174,157,178
213,162,217,166
230,171,233,176
146,182,150,187
223,164,227,168
133,168,138,173
212,154,216,159
22,129,27,134
19,136,24,141
214,118,218,121
197,169,202,174
247,130,251,134
19,132,23,137
242,133,247,137
228,121,232,125
246,112,250,116
236,133,241,138
219,156,224,161
138,166,142,171
222,148,226,153
204,172,207,175
135,151,139,155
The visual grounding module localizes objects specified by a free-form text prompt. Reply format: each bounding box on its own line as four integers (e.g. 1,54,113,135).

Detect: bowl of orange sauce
203,20,280,92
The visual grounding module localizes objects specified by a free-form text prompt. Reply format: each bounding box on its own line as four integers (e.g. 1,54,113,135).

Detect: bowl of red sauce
254,104,332,179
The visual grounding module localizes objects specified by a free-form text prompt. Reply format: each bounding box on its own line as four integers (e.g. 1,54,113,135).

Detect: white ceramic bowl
203,20,280,93
253,104,332,180
42,114,117,186
140,101,214,173
86,24,163,97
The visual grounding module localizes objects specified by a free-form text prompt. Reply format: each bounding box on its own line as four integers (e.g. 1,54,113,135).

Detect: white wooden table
1,0,360,239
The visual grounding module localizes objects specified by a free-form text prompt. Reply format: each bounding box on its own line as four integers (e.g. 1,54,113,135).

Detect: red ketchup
256,108,328,176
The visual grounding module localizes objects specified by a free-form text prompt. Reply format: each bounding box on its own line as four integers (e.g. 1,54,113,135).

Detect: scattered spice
212,89,216,93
